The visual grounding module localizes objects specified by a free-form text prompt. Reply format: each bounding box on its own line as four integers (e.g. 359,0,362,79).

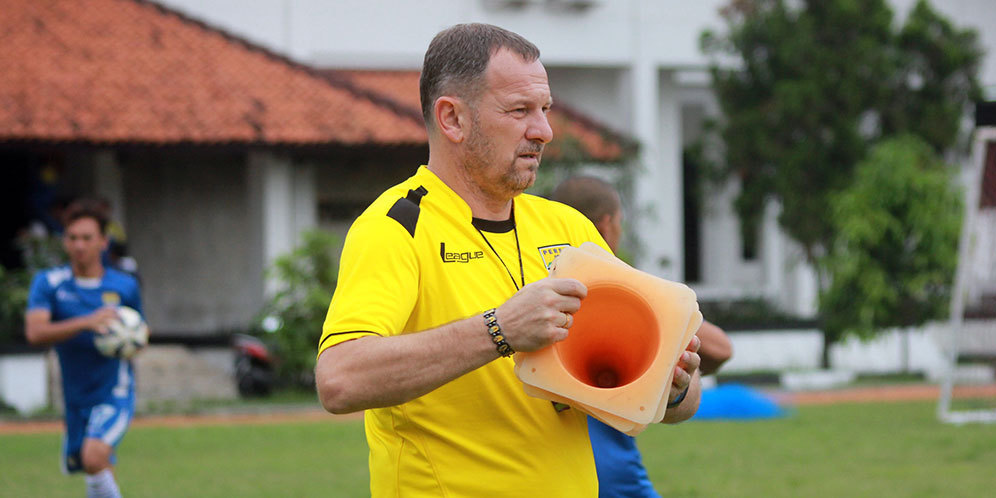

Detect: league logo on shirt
56,288,80,303
538,244,571,270
440,243,484,263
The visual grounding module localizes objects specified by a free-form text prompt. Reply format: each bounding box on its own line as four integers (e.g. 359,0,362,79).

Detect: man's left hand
669,334,700,402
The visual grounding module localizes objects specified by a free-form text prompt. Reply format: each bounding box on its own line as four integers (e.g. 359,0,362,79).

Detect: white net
938,128,996,424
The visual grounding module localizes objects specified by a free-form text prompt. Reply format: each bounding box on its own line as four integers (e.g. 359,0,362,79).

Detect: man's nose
526,111,553,144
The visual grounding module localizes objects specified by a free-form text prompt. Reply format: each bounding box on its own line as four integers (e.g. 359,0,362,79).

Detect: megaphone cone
514,242,701,435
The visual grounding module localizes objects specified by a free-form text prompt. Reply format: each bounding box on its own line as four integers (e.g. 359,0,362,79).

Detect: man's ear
594,213,613,237
434,96,468,144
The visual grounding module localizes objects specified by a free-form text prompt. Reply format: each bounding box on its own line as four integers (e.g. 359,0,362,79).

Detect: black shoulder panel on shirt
386,185,428,237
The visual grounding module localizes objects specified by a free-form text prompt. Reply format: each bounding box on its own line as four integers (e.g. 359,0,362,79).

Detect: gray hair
419,23,540,129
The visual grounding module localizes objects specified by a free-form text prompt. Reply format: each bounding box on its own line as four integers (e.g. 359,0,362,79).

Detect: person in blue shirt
552,176,733,498
25,199,143,498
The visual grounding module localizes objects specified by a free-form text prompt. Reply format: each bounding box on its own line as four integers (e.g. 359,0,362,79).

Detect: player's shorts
62,393,135,473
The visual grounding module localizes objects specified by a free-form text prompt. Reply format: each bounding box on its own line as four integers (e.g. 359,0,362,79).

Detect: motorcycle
232,333,275,397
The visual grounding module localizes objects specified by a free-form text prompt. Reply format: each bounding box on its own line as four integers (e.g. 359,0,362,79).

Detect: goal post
937,120,996,425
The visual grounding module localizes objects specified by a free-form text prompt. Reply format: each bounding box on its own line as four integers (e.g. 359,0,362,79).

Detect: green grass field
2,400,994,497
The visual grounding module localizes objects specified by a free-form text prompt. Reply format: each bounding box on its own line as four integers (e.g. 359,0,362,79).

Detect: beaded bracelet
483,308,514,357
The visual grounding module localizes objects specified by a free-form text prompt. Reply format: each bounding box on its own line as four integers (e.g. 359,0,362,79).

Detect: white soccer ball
94,306,149,359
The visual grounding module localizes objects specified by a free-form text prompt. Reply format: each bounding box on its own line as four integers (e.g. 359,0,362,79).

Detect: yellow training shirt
320,166,610,497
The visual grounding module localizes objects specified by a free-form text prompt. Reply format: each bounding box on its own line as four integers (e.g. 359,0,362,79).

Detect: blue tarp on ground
692,383,786,420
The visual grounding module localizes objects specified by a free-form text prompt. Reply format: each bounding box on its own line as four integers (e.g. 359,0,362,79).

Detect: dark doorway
0,151,37,268
682,149,701,283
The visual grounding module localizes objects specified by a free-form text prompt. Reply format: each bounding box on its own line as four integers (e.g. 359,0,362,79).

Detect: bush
254,230,340,387
0,234,65,348
698,298,808,330
0,266,33,347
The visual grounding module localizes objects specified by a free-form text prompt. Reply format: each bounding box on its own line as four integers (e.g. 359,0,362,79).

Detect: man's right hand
88,307,118,335
495,277,587,352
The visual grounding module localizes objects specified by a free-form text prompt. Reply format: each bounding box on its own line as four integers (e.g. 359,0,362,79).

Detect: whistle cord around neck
474,206,525,291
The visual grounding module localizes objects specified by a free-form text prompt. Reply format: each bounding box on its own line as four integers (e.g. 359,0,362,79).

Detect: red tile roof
325,70,636,163
0,0,426,146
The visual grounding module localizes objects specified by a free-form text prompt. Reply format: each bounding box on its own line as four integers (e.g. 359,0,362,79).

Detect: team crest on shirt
101,291,121,306
537,244,571,270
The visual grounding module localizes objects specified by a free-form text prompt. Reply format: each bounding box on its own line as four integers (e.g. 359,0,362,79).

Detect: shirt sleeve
26,272,54,313
318,214,420,356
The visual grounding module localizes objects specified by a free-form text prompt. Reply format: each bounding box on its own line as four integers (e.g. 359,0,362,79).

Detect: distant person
315,24,701,497
95,197,138,277
24,199,143,498
28,162,64,235
552,175,732,498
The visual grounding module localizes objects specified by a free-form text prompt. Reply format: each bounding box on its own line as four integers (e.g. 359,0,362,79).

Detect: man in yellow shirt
316,23,701,497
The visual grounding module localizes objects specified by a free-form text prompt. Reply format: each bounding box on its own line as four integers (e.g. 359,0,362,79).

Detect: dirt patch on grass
4,384,995,435
0,408,360,435
775,383,996,405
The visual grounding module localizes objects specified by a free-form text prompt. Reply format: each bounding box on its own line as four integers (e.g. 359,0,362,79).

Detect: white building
156,0,996,317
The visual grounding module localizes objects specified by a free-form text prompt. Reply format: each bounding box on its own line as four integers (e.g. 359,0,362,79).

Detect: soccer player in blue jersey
25,199,143,498
553,176,733,498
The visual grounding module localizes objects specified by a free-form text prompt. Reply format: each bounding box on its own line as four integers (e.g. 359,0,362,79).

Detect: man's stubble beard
464,112,540,200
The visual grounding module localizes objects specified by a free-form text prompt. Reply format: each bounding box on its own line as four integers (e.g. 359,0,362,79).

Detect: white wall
723,322,970,381
156,0,996,86
124,152,264,335
156,0,728,68
723,329,825,372
829,326,950,377
546,67,631,134
0,354,47,414
120,150,317,334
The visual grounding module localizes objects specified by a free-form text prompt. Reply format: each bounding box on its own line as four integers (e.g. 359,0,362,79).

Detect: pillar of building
93,149,127,228
248,151,317,294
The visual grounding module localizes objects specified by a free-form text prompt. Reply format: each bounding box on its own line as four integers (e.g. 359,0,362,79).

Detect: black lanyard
474,205,525,290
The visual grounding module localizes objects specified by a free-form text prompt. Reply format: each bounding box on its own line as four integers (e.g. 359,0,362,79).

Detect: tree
880,1,984,151
701,0,979,267
820,136,962,346
701,0,981,357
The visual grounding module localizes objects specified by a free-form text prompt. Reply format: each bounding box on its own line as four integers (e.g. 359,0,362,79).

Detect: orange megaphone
514,242,702,435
